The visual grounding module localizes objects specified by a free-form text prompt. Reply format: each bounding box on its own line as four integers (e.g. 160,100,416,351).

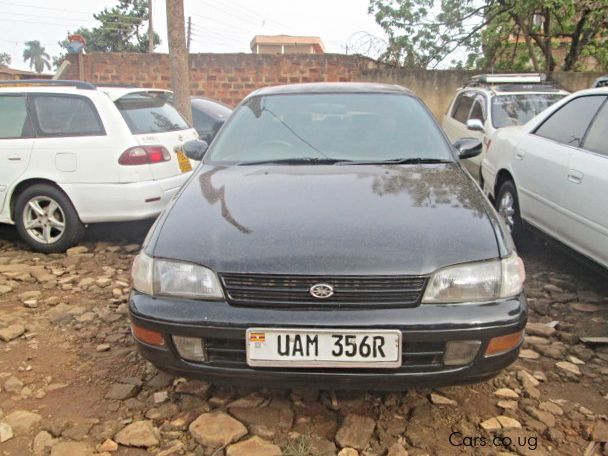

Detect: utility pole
166,0,192,123
147,0,154,53
187,16,192,53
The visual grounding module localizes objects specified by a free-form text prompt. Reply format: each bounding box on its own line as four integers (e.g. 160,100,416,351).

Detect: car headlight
132,252,223,300
422,254,525,304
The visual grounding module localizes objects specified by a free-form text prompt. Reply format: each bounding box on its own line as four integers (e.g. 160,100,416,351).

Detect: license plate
175,148,192,173
246,328,402,368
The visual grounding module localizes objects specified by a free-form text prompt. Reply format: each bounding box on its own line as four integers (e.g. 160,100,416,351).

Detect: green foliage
282,435,313,456
369,0,608,71
54,0,159,67
23,41,51,73
0,52,11,67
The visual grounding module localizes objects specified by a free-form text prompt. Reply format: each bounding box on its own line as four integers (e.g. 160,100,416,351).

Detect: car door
442,91,474,143
513,95,606,243
0,93,35,215
28,93,117,185
461,95,486,179
559,98,608,267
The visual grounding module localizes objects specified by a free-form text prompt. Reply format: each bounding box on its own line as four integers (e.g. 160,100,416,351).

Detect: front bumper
129,292,527,390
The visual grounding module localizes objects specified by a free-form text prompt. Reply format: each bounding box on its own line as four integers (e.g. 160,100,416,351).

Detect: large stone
526,323,556,338
189,412,247,447
50,441,94,456
0,284,12,295
480,417,501,431
4,376,24,393
66,246,89,256
338,449,359,456
105,383,139,400
18,290,41,302
387,442,409,456
0,422,13,442
494,388,519,399
496,416,522,429
226,436,281,456
592,421,608,442
114,420,159,448
527,408,556,428
3,410,42,434
229,405,293,430
0,324,25,342
556,361,581,376
429,392,456,405
335,414,375,450
571,303,599,313
33,431,56,455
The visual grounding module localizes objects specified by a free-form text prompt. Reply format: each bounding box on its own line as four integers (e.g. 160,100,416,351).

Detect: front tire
14,184,85,253
495,180,522,238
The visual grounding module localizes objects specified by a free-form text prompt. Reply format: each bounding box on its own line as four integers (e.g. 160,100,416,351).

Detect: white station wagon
482,87,608,270
0,80,198,253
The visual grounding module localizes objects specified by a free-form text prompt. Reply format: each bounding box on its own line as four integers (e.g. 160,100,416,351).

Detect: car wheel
14,184,85,253
495,180,522,237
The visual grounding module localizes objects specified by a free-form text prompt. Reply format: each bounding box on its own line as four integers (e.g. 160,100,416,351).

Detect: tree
0,52,10,67
54,0,159,66
368,0,608,73
23,41,51,73
166,0,192,123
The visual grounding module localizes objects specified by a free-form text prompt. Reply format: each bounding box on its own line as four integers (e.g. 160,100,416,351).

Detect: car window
116,92,190,134
534,95,606,147
0,94,33,139
208,93,453,163
192,109,216,133
469,99,485,122
32,95,104,137
451,93,474,123
583,99,608,156
492,93,565,128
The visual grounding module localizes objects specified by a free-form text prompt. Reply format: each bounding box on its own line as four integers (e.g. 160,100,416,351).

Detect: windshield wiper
336,157,452,165
236,157,352,166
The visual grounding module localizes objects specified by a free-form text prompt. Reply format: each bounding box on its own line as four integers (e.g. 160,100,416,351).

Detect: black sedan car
130,83,527,390
191,96,232,144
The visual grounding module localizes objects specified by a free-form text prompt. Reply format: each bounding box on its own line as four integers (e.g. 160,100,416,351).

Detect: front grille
219,274,428,308
204,336,444,373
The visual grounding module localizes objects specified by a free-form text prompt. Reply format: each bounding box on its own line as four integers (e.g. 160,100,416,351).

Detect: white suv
443,74,568,181
0,80,198,253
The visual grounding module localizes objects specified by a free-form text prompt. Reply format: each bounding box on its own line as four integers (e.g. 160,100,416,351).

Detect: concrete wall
65,53,606,118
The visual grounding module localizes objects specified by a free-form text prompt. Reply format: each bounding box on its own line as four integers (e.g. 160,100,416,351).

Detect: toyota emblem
309,283,334,299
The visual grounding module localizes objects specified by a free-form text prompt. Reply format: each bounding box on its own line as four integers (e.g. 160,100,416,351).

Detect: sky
0,0,389,72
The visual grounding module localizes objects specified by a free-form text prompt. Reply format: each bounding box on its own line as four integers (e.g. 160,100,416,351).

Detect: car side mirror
183,139,208,161
466,118,485,133
453,138,482,159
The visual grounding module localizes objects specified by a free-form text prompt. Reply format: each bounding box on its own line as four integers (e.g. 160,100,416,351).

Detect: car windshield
491,93,566,128
116,92,190,134
207,93,453,164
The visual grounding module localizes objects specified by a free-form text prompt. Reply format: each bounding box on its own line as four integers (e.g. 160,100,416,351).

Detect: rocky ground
0,221,607,456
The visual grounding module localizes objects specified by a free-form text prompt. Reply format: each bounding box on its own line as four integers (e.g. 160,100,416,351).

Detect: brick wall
64,52,605,118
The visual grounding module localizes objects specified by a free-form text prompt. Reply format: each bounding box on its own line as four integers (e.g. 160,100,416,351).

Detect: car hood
151,163,500,275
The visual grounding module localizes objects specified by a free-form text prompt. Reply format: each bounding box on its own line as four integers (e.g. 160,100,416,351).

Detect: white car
0,80,198,253
443,74,568,181
482,87,608,270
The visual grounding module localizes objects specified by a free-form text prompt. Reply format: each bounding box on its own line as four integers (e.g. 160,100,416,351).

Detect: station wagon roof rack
469,73,546,84
0,79,97,90
95,83,138,88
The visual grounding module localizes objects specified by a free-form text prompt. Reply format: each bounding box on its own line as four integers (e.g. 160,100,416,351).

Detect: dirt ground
1,221,607,456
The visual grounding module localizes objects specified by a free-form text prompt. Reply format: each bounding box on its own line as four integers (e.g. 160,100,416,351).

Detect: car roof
98,87,172,101
247,82,415,98
0,82,173,101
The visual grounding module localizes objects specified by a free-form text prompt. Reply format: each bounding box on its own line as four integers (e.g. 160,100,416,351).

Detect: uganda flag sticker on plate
249,332,266,343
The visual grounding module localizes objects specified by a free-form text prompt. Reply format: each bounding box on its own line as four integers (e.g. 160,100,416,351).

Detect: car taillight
119,146,171,165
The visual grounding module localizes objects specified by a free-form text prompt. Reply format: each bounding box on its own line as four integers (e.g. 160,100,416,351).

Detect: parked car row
1,75,604,390
0,80,230,252
442,73,607,271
